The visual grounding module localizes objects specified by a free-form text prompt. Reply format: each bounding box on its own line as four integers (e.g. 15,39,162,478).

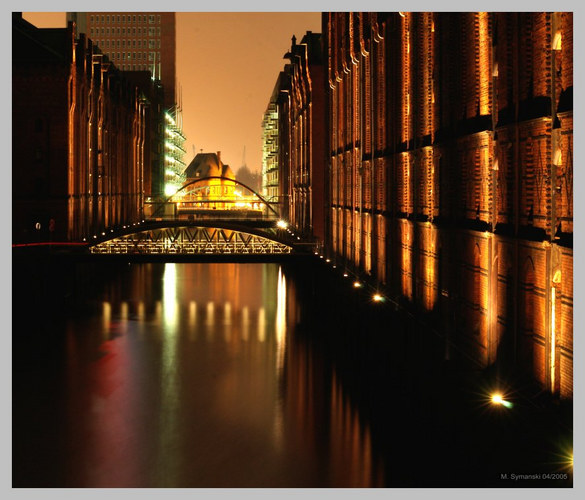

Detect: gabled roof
183,153,222,179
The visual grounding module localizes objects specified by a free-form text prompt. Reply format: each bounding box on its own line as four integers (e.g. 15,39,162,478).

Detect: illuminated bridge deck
87,219,314,257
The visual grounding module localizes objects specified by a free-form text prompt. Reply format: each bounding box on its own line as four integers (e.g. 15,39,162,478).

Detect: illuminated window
553,32,562,50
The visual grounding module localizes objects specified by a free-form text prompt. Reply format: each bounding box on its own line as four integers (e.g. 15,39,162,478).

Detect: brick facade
264,32,326,242
323,12,573,399
13,14,163,243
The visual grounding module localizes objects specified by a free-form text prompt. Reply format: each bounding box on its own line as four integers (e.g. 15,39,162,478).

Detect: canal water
13,257,572,488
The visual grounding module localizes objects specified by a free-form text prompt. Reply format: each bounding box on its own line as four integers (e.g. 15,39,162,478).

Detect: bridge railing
89,225,294,255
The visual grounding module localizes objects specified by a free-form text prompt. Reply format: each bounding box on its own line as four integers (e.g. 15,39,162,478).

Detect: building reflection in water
30,263,383,487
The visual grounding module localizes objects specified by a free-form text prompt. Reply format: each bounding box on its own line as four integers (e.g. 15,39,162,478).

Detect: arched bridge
89,177,314,256
89,219,311,256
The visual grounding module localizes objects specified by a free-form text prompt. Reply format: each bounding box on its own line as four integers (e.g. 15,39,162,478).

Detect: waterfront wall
323,12,573,398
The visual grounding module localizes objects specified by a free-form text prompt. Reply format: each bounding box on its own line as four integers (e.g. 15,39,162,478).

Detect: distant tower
67,12,177,108
241,146,247,168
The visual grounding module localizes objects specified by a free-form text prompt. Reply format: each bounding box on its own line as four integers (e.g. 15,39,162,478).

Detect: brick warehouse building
67,12,185,199
263,32,326,242
324,13,573,399
13,13,164,243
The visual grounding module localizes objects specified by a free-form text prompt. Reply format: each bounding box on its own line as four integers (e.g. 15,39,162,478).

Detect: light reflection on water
14,263,380,488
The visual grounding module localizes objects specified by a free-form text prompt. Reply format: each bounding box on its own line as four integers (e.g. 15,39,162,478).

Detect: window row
104,52,160,62
90,14,160,25
90,26,160,37
94,39,161,49
118,64,152,71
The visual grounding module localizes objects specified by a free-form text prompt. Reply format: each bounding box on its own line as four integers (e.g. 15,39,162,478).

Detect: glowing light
553,31,562,50
343,273,349,277
188,301,197,326
353,281,362,288
276,267,287,375
490,393,513,408
206,302,215,327
373,294,384,302
163,263,178,328
491,393,503,405
137,301,145,321
258,307,266,342
164,184,176,197
276,219,288,229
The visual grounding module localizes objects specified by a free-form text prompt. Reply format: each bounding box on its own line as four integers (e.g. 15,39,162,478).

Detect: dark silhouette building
263,32,326,241
12,13,164,243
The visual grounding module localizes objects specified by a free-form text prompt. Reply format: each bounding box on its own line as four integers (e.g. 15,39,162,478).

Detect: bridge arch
154,176,280,218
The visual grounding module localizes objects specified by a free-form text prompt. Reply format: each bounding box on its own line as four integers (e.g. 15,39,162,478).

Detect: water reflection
14,262,381,487
158,263,180,486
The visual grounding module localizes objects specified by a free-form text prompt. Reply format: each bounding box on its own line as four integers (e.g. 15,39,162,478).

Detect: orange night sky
22,12,322,174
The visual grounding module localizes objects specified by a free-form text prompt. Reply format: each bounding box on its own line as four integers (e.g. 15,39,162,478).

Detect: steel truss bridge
89,220,308,256
89,176,313,256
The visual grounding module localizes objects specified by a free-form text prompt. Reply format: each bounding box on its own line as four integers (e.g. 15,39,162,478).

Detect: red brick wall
323,12,573,398
558,248,573,398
